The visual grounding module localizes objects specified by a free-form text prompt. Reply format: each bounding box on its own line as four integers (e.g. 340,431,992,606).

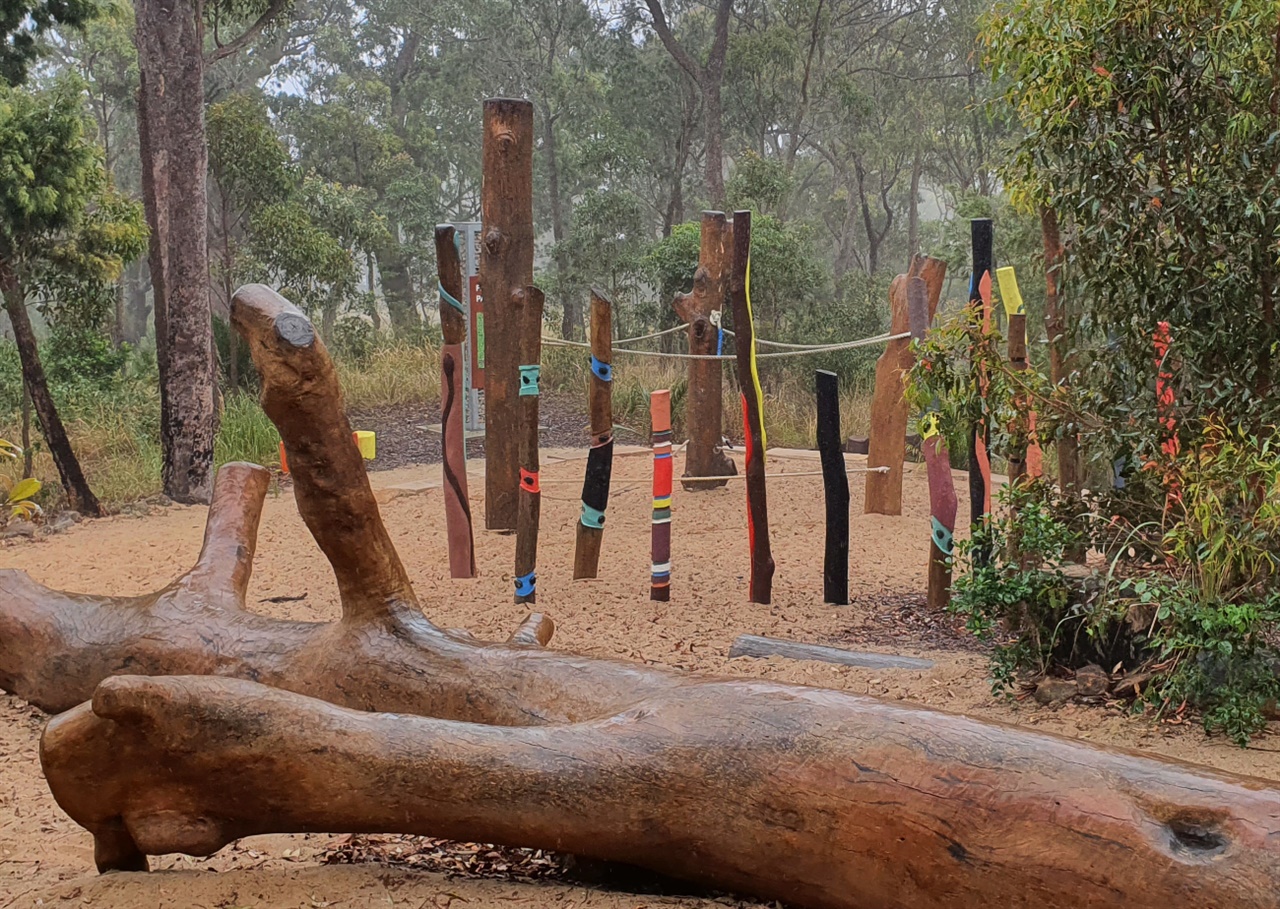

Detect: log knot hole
484,229,504,255
1166,815,1229,858
274,313,315,349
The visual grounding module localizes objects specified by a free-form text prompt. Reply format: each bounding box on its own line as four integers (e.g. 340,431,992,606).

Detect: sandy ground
1,449,1277,908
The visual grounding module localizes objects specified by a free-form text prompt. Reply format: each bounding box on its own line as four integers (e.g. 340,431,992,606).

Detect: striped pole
650,389,673,601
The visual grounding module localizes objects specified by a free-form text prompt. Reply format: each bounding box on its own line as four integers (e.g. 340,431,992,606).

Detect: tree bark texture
135,0,217,504
435,225,476,579
815,370,848,605
1041,207,1081,501
907,277,957,612
5,284,1280,909
0,269,102,516
730,212,774,605
480,99,534,531
865,256,945,515
674,211,736,490
997,265,1042,486
573,288,614,580
514,286,544,605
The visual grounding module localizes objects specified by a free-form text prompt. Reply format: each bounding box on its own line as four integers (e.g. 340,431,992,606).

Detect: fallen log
41,673,1280,908
728,634,934,670
7,285,1280,909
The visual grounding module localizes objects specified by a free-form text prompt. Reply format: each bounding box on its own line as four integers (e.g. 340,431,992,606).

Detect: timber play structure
2,97,1278,907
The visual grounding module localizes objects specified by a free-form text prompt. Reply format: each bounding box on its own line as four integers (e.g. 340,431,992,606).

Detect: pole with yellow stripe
730,211,775,604
649,389,673,601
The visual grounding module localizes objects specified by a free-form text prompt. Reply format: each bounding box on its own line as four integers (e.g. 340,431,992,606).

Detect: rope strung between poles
541,331,909,360
611,323,690,346
719,327,889,350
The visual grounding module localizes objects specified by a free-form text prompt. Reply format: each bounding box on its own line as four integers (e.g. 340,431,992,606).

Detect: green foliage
987,0,1280,459
727,150,792,215
207,94,294,213
43,322,125,388
214,393,280,470
0,0,97,85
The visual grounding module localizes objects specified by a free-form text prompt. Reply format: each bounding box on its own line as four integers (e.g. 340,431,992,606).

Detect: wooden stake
816,370,848,605
674,211,736,490
907,277,957,611
480,98,534,532
649,389,672,601
730,211,774,605
969,219,994,566
997,266,1040,485
865,256,947,515
435,225,476,579
573,288,614,580
514,286,543,605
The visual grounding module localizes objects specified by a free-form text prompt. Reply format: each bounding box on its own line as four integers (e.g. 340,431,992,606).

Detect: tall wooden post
730,211,775,605
435,225,476,578
674,211,736,490
997,266,1042,484
573,288,615,580
969,219,994,566
816,370,849,605
908,277,958,611
513,286,543,605
865,256,947,515
650,389,673,601
480,98,534,531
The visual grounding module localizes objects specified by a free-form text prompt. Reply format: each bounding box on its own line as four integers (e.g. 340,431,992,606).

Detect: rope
720,327,888,350
613,323,689,345
541,331,908,361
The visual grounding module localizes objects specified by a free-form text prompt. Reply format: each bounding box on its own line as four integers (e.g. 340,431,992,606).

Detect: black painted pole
969,218,994,567
816,370,849,605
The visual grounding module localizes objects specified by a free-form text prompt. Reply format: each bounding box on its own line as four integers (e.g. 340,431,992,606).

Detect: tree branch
643,0,704,86
205,0,292,64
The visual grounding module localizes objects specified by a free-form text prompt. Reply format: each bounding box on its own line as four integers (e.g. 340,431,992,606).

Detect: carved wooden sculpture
968,220,994,566
907,278,958,612
729,212,774,605
649,389,673,601
573,288,614,580
815,370,849,605
480,98,534,531
674,211,736,490
865,257,946,515
11,284,1280,909
434,225,476,578
997,266,1042,481
514,286,544,604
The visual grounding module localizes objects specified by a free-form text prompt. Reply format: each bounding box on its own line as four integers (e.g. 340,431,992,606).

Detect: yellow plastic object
353,431,377,460
996,266,1024,317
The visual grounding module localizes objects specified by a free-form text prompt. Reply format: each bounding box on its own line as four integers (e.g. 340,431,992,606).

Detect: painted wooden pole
513,286,543,605
573,288,615,580
480,98,534,532
434,224,477,579
908,277,958,611
649,389,673,601
969,219,994,566
816,370,848,605
730,211,775,605
997,266,1043,482
865,257,948,515
674,211,736,490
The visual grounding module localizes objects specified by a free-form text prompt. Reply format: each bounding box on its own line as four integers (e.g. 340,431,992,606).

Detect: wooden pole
997,266,1042,481
816,370,848,605
907,277,957,611
649,389,672,601
730,211,774,605
434,225,476,579
480,98,534,531
674,211,736,490
969,219,994,566
865,257,947,515
514,286,543,605
573,288,614,580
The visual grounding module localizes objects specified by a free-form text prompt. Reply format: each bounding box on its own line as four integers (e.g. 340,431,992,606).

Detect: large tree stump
6,284,1280,909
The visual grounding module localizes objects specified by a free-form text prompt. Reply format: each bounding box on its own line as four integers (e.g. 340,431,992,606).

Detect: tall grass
336,340,440,411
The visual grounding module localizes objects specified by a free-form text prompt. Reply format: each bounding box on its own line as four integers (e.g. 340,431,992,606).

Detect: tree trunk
135,0,217,505
1041,207,1081,506
908,148,922,261
20,374,32,479
6,285,1280,909
378,239,420,337
480,98,535,532
0,267,102,516
675,211,736,489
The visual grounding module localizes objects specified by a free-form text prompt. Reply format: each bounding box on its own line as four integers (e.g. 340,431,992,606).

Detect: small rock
1,520,36,539
1034,678,1077,705
1074,663,1111,698
47,514,77,534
